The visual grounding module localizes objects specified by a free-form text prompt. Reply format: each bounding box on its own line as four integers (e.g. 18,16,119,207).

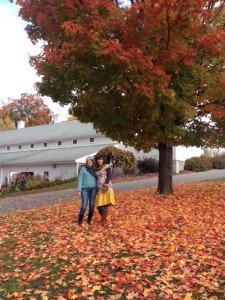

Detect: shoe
100,211,108,226
87,213,93,225
78,214,84,225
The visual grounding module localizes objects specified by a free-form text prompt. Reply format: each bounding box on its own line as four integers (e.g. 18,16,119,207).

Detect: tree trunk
157,143,173,195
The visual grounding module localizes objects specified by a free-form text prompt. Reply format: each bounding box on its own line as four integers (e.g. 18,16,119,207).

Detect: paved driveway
113,169,225,192
0,169,224,215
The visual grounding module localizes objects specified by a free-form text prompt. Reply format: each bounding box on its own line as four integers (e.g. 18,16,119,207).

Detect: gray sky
0,0,69,118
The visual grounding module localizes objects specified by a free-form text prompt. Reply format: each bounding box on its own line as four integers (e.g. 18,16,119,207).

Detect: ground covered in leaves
0,181,225,300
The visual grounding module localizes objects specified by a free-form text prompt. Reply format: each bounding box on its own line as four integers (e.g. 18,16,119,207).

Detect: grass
0,181,225,299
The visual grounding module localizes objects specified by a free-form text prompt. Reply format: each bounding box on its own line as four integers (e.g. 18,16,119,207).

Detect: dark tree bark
157,143,173,195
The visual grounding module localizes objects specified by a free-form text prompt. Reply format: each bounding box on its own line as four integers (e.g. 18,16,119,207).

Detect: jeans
79,188,97,215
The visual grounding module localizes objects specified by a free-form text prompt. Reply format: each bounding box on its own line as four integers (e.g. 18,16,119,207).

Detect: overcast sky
0,0,69,118
0,0,130,118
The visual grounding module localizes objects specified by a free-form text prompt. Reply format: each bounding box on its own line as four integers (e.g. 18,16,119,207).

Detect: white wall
0,163,77,187
49,163,76,180
173,146,204,161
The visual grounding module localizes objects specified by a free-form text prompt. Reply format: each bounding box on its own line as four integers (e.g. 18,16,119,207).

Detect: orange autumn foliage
0,181,225,299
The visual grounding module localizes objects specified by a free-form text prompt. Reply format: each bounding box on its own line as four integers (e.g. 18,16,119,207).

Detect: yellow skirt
95,189,115,207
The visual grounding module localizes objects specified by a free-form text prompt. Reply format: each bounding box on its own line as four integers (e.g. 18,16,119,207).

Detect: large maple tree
16,0,225,194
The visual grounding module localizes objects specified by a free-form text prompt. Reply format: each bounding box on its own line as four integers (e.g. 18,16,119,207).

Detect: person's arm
77,167,84,195
105,166,112,184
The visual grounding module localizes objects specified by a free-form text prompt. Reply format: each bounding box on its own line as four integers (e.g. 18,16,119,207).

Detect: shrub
24,175,48,190
218,151,225,158
137,157,159,174
122,166,136,175
209,156,225,169
184,156,212,172
25,179,41,190
66,177,76,183
0,175,77,195
0,175,23,194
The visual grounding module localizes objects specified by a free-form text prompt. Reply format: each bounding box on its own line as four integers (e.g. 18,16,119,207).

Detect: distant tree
0,114,16,131
1,93,52,127
67,116,77,121
95,146,136,174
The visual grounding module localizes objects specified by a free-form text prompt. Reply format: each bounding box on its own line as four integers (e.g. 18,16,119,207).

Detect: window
30,144,34,148
43,171,49,179
6,146,10,151
58,141,62,146
18,145,21,149
89,138,94,143
43,142,47,147
73,139,77,144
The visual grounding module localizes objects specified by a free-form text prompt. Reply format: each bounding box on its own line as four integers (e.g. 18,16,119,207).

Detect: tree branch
208,0,225,24
165,0,171,50
170,0,186,30
113,0,119,7
206,0,216,10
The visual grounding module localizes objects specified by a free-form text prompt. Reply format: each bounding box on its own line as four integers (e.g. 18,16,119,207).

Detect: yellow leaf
13,292,19,298
70,295,77,300
184,293,193,300
143,288,150,297
42,297,48,300
179,259,186,267
170,262,176,267
93,285,101,291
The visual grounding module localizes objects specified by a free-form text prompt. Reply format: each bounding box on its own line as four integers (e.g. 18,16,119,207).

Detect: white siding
174,146,203,161
0,163,77,187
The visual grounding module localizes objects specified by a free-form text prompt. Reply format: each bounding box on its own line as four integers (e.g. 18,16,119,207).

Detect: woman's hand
78,192,81,197
102,183,109,191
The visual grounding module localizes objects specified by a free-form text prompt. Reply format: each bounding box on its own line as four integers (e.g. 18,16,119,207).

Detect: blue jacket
77,166,97,192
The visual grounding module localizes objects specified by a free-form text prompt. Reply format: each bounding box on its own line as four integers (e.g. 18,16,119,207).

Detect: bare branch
164,0,171,50
206,0,216,10
209,0,225,24
113,0,119,7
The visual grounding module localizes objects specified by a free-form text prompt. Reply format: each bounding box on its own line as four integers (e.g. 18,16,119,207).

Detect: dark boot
100,211,108,226
78,214,84,225
87,213,93,225
98,207,103,216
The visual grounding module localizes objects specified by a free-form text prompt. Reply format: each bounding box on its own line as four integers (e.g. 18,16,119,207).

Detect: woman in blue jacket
77,157,97,225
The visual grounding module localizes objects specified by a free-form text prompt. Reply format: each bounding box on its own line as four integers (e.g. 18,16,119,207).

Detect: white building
0,118,204,187
0,119,117,187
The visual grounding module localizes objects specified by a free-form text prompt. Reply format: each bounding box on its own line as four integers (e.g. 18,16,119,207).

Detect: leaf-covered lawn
0,182,224,300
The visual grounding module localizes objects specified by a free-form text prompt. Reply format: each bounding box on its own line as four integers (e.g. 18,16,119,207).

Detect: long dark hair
95,155,106,168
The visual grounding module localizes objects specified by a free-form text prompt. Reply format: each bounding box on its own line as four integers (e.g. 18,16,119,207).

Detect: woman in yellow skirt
95,155,115,226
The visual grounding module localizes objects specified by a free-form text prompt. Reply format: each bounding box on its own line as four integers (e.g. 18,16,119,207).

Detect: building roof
0,120,102,146
0,144,116,166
